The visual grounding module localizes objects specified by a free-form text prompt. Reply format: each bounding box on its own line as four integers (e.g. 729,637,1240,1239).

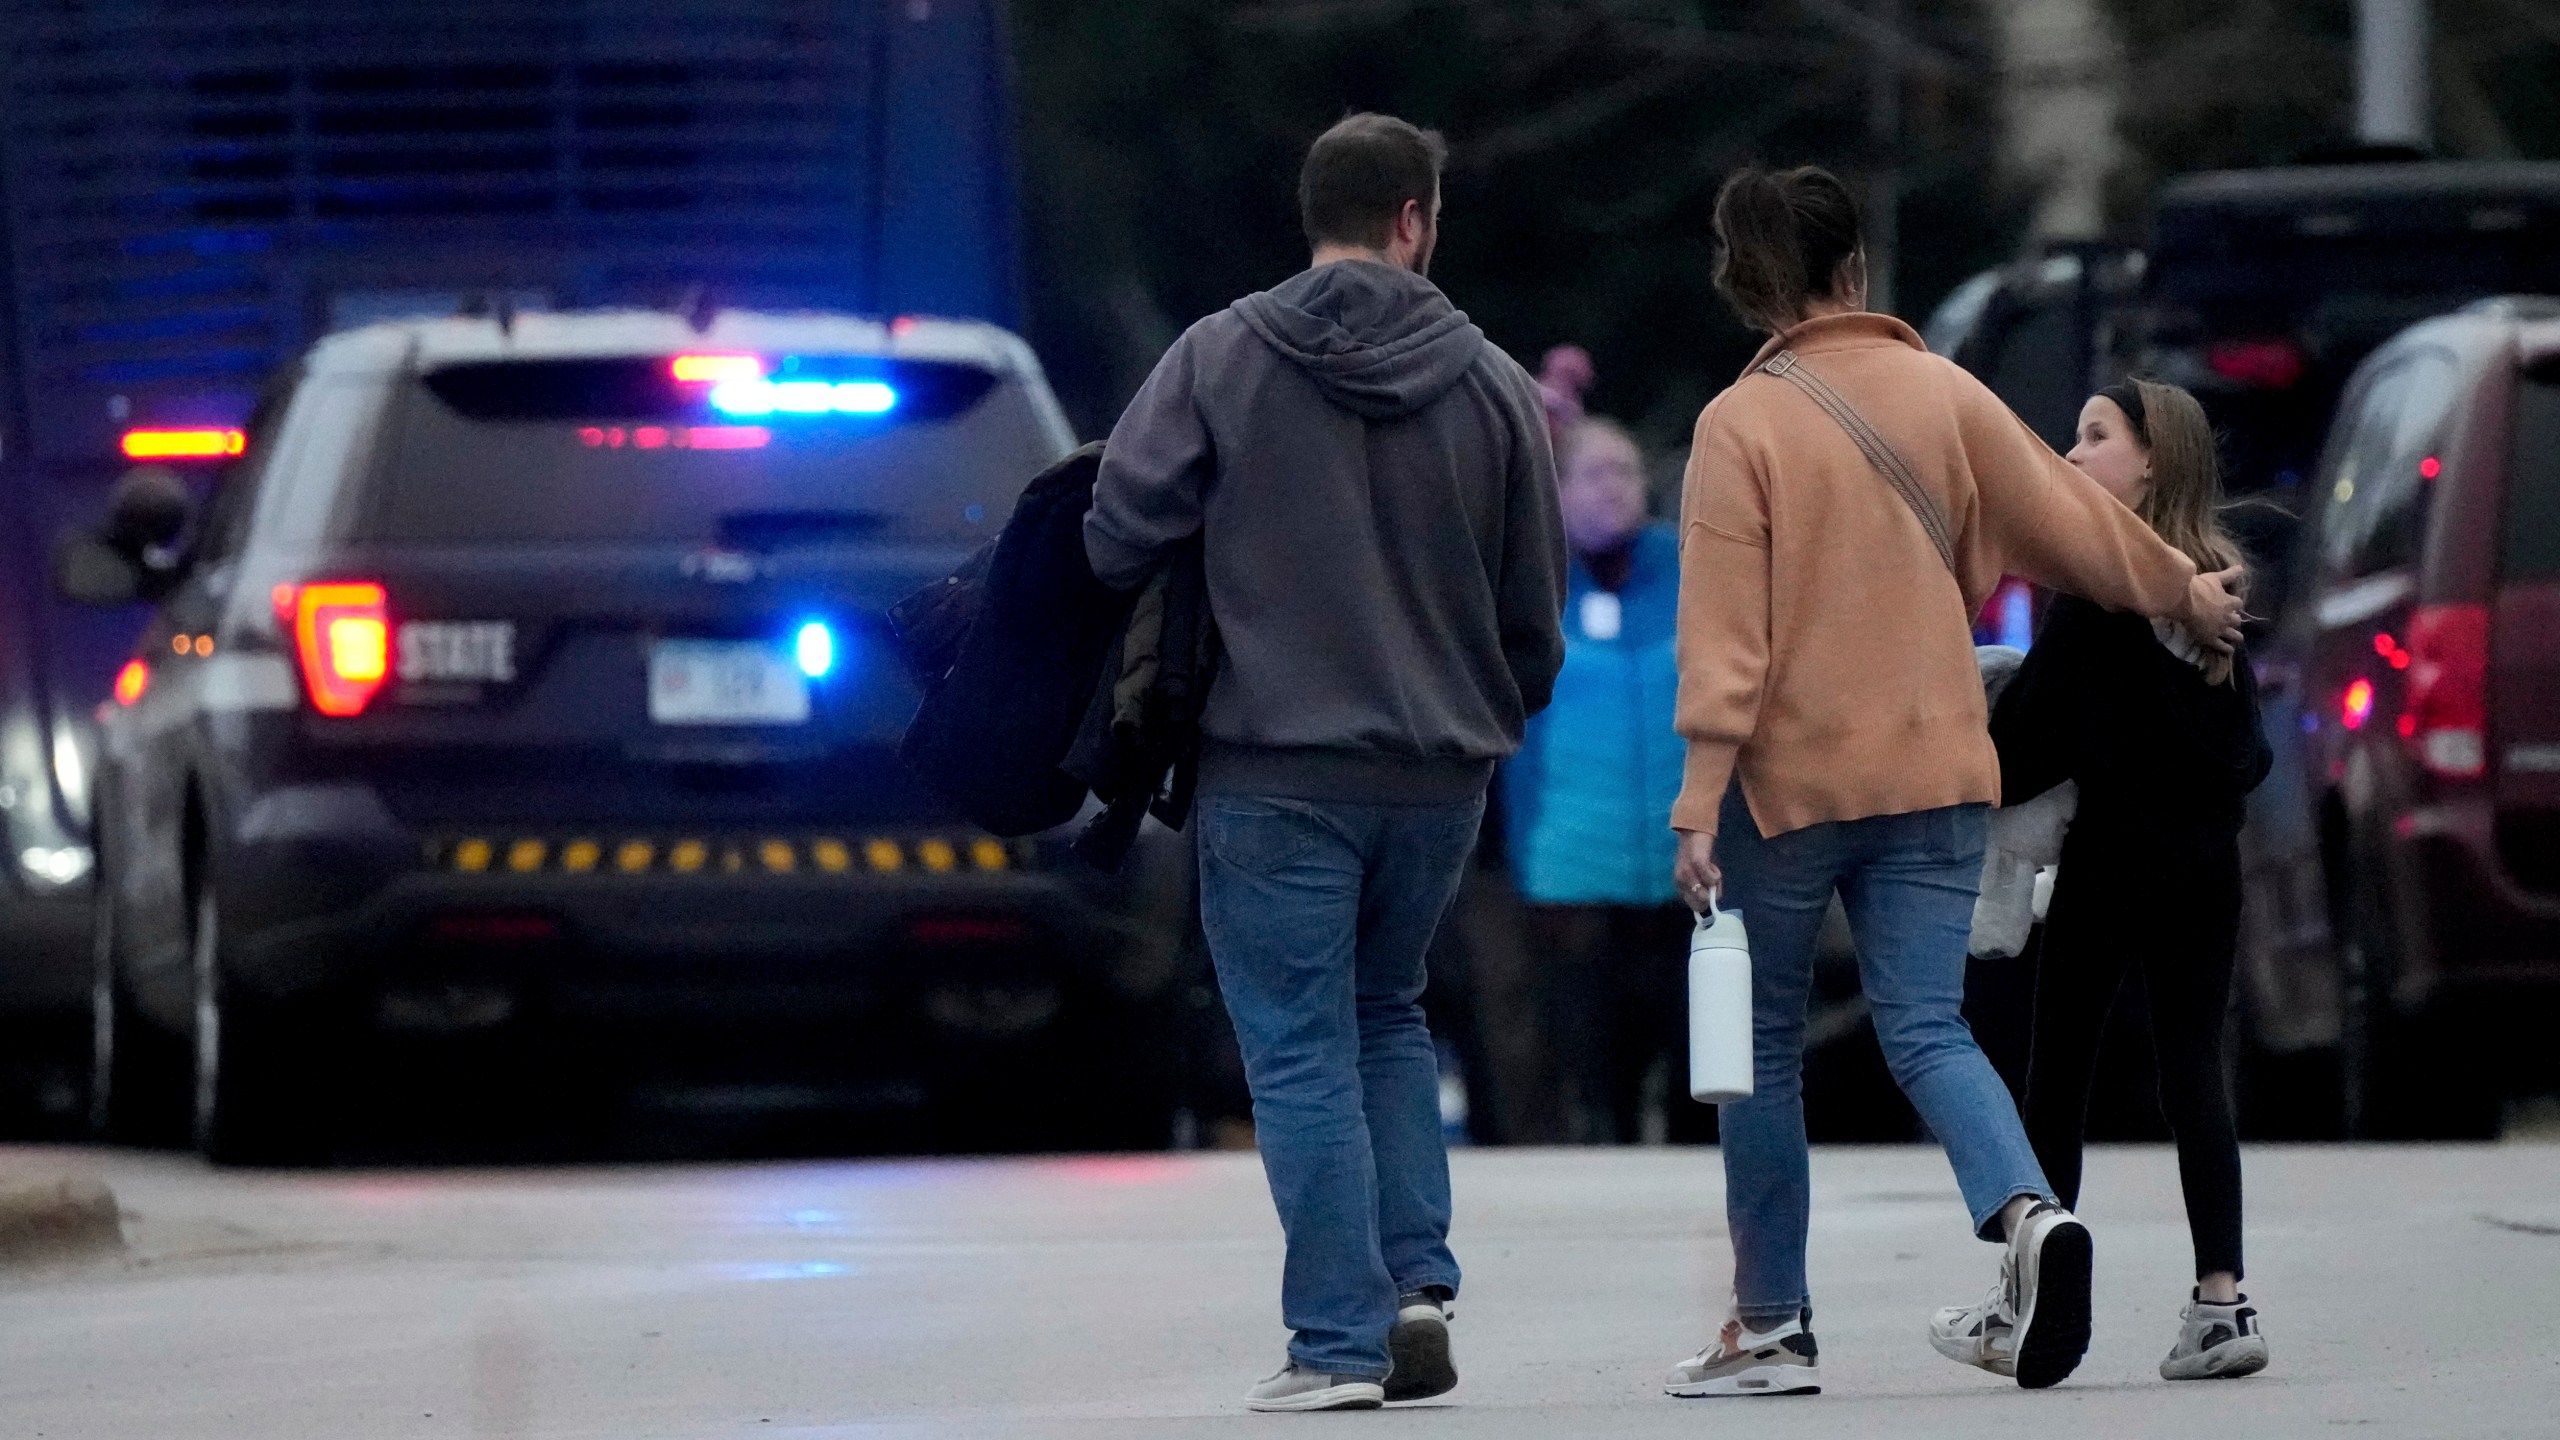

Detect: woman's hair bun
1712,166,1863,334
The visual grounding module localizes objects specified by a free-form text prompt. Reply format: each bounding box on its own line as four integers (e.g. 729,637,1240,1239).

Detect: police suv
62,310,1188,1163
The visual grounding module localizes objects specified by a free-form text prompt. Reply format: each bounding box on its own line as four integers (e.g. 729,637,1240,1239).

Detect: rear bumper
214,783,1186,1027
2388,798,2560,997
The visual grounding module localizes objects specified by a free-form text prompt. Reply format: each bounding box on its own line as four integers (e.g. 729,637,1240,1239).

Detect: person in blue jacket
1505,416,1709,1143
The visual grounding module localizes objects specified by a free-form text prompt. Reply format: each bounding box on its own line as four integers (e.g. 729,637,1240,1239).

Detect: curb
0,1174,125,1266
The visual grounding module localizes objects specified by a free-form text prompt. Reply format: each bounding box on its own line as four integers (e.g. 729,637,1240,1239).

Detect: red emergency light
670,354,763,383
121,428,246,461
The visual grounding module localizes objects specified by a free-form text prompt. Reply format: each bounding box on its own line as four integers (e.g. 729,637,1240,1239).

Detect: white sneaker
1665,1313,1821,1397
1930,1201,2092,1389
2160,1293,2268,1381
1243,1362,1384,1412
1929,1278,2016,1377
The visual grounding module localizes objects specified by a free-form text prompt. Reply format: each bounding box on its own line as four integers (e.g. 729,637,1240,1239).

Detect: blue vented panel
0,0,1020,464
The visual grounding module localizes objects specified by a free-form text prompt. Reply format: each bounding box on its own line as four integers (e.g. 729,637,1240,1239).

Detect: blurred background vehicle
2239,295,2560,1139
64,308,1191,1165
0,0,1029,1138
2130,160,2560,626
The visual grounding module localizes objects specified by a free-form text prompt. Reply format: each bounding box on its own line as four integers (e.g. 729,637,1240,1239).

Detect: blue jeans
1714,788,2051,1329
1195,793,1482,1379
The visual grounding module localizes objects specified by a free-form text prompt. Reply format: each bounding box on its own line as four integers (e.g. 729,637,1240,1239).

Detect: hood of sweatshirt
1231,259,1487,420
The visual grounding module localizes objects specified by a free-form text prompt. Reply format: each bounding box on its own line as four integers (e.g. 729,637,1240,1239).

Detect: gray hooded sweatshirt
1086,259,1567,805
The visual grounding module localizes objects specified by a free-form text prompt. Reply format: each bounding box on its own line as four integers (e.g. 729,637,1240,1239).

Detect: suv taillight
285,581,391,716
2401,602,2489,779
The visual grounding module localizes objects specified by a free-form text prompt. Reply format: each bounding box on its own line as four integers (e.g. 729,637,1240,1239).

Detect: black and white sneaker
2160,1292,2268,1381
2005,1202,2094,1389
1384,1287,1456,1402
1665,1312,1821,1397
1930,1202,2091,1389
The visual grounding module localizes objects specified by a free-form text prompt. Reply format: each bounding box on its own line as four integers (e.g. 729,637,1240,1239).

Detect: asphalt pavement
3,1141,2557,1438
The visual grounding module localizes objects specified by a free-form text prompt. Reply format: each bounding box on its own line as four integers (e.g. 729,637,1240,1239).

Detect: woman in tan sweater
1659,166,2246,1400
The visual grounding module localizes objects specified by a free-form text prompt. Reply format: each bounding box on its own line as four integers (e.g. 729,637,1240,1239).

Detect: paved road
3,1142,2558,1438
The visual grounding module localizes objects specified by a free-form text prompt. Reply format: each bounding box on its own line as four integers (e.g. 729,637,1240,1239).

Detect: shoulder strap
1760,349,1956,575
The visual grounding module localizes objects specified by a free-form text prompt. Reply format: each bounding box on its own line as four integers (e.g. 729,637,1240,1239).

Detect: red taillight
113,659,150,707
2205,339,2306,390
670,353,762,383
287,582,391,716
2403,602,2489,779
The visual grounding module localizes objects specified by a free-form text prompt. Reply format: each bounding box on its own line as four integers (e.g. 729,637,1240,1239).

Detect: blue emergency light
795,620,837,679
711,378,899,418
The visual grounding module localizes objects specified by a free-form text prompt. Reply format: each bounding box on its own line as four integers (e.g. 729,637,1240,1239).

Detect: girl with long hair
1990,378,2275,1381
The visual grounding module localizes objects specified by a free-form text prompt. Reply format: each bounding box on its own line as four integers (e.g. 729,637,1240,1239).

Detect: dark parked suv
2241,296,2560,1137
64,309,1190,1163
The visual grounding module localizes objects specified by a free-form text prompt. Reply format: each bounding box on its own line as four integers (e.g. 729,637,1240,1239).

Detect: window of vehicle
355,356,1056,546
192,377,296,565
1981,298,2084,452
2319,348,2459,579
2502,362,2560,582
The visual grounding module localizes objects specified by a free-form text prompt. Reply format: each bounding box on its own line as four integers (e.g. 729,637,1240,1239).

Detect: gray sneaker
1384,1288,1457,1402
2159,1294,2268,1381
1665,1313,1821,1397
1244,1363,1385,1412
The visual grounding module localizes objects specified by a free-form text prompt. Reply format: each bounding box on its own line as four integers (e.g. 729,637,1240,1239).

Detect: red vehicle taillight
2402,602,2489,779
2205,338,2307,390
285,582,391,716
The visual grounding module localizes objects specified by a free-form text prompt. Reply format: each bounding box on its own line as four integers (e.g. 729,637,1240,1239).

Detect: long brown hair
2105,377,2245,685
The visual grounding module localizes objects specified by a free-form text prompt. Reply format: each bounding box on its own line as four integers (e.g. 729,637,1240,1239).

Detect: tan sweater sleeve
1670,398,1770,838
1957,375,2196,617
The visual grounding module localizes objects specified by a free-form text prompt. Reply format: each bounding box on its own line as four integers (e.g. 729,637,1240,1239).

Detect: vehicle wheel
90,877,190,1146
2338,847,2501,1141
189,888,326,1166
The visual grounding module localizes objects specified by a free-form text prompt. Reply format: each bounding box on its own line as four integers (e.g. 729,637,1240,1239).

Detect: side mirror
53,533,141,606
52,467,196,608
101,466,194,553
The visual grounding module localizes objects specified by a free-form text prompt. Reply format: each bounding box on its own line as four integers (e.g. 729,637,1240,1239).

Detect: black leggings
2023,828,2245,1281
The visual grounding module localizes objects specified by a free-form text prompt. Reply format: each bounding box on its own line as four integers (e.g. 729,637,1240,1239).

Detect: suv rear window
356,356,1058,546
2504,365,2560,582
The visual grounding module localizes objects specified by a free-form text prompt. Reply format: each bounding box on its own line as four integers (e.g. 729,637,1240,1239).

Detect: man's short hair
1298,113,1447,251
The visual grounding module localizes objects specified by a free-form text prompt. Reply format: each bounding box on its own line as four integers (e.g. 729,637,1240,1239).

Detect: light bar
709,379,899,418
671,353,764,383
121,428,245,460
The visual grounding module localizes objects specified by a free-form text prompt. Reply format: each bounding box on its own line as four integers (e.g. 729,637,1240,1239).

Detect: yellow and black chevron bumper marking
427,833,1028,877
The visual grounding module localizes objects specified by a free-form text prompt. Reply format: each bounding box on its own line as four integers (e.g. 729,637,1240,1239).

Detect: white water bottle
1687,889,1754,1104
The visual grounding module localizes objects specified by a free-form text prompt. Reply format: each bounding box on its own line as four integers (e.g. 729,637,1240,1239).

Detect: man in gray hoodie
1087,113,1566,1412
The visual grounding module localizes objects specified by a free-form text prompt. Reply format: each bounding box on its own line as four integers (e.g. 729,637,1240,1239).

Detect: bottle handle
1691,885,1722,922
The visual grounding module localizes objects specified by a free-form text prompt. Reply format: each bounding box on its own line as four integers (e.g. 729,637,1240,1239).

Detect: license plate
647,640,809,725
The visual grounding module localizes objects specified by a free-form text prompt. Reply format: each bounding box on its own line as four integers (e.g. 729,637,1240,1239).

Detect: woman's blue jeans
1714,787,2052,1329
1194,793,1482,1379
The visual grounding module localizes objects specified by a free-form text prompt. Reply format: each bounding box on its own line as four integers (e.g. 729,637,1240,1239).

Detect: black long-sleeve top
1989,595,2274,845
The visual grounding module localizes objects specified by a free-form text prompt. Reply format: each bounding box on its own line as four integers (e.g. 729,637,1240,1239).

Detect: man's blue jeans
1195,793,1481,1379
1714,787,2052,1329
